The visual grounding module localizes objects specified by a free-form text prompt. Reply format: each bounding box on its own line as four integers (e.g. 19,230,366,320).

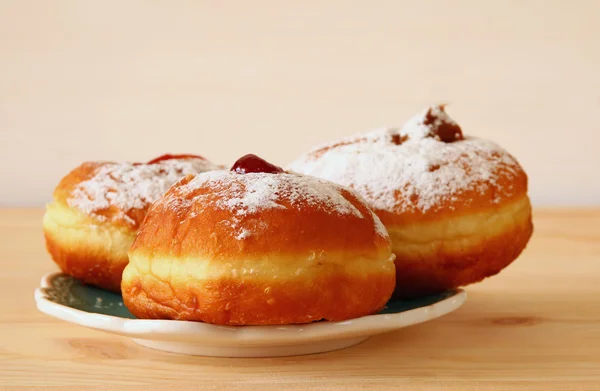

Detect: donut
43,154,221,292
121,154,395,325
288,105,533,297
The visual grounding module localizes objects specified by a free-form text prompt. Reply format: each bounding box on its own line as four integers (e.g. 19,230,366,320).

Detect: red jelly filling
231,154,284,174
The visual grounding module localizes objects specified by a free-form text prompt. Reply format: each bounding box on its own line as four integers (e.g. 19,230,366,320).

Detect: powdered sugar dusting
235,229,252,240
288,107,523,214
179,171,363,218
166,171,385,240
67,158,219,223
372,213,388,238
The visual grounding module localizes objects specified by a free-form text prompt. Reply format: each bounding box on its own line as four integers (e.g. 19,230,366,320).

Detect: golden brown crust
123,171,396,325
44,162,144,291
122,263,395,325
376,154,529,224
42,202,137,292
390,197,533,298
130,174,390,259
52,162,157,230
44,230,129,292
44,157,220,292
392,219,532,298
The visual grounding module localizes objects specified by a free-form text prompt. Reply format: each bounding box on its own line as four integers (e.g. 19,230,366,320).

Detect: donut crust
124,253,395,325
43,204,134,292
387,196,532,297
43,158,218,292
43,163,140,292
287,107,534,297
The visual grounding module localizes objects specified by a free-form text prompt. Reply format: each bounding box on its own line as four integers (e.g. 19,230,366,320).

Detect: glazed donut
43,154,221,292
288,105,533,298
121,154,395,325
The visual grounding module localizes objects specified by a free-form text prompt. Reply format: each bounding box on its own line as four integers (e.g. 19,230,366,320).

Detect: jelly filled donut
121,154,395,325
43,154,221,292
288,105,533,298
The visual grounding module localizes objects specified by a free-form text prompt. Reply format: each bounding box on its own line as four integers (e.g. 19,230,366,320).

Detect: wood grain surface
0,208,599,390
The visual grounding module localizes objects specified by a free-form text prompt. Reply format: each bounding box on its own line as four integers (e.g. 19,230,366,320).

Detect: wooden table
1,208,598,390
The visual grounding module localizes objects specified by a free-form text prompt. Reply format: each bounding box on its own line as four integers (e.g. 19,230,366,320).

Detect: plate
35,272,466,357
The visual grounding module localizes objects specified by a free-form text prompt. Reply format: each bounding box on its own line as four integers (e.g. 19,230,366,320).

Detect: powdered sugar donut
43,154,221,292
122,154,395,325
288,105,533,297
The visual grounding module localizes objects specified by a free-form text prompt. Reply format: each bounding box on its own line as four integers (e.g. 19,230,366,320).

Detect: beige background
0,0,598,206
